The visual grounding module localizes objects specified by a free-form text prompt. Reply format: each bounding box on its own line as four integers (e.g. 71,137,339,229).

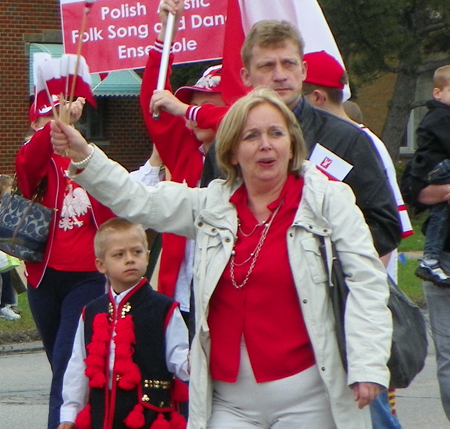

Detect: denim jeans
423,160,450,260
423,251,450,420
0,271,16,307
370,390,402,429
424,203,450,260
27,268,107,429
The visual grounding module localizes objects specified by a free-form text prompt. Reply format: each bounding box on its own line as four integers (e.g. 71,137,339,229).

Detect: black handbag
0,178,53,263
319,236,428,389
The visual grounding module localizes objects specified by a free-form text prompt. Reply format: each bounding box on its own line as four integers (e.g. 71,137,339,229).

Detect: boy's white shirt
60,282,190,424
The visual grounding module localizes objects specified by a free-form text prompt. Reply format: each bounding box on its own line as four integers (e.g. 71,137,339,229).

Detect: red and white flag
84,0,96,12
221,0,346,105
33,52,96,110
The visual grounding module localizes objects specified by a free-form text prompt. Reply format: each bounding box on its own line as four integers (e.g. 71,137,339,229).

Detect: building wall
0,1,60,174
102,97,152,172
353,73,397,138
0,0,150,176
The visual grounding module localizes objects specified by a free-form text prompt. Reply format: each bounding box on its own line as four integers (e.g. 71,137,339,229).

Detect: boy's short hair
433,65,450,90
241,20,305,70
302,82,346,104
94,218,148,259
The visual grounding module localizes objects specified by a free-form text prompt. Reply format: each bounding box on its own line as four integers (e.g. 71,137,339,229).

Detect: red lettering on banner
61,0,226,73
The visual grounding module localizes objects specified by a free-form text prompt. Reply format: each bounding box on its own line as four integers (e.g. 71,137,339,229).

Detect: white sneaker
0,305,21,321
415,261,450,287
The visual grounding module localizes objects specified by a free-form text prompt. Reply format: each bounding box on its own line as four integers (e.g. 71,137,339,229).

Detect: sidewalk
0,340,43,354
396,312,449,428
401,251,423,261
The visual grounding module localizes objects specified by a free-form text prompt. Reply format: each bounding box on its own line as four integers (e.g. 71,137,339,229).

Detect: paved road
0,348,50,429
396,342,449,428
0,333,448,429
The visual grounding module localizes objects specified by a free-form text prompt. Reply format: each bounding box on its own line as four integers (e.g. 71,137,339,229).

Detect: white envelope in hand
309,143,353,182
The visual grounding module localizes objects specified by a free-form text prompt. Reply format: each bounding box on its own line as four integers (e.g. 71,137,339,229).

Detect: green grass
0,292,40,344
397,212,426,307
398,215,426,253
398,259,425,307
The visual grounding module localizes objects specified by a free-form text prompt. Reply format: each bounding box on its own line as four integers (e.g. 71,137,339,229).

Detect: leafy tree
319,0,450,159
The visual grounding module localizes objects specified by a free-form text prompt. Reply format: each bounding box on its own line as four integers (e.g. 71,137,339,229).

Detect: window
401,70,434,155
75,98,108,144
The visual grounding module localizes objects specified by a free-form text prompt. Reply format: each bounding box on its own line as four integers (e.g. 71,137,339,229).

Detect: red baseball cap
304,51,346,89
175,64,222,104
29,94,61,123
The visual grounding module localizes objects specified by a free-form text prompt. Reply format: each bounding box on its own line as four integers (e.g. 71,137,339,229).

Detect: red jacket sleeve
186,103,230,132
140,47,204,185
15,122,53,199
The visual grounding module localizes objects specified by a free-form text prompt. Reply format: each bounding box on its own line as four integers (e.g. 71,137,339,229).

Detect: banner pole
66,10,88,122
153,12,175,120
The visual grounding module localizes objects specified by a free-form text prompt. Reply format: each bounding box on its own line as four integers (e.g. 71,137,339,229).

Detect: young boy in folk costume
58,218,189,429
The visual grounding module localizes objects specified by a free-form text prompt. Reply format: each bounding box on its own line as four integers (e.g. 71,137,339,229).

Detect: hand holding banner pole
153,12,175,120
65,1,95,123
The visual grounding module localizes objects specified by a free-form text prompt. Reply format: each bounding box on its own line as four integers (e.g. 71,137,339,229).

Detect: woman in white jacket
51,88,392,429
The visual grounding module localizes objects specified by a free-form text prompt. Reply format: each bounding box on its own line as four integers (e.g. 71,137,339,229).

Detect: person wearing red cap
139,0,228,335
16,95,115,429
302,50,412,277
201,20,401,259
303,49,405,429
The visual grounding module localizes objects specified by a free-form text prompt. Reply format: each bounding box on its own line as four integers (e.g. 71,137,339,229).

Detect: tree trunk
381,70,418,161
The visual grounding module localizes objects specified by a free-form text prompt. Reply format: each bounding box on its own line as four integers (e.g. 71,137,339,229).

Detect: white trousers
208,340,337,429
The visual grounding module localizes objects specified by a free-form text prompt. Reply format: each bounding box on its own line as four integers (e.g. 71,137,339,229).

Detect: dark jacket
84,280,178,429
401,100,450,249
201,97,402,257
410,99,450,179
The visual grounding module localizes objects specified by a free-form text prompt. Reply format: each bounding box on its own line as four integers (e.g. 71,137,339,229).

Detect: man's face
241,40,306,110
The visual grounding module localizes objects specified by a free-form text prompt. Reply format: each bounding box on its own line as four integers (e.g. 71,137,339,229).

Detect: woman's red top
208,174,316,383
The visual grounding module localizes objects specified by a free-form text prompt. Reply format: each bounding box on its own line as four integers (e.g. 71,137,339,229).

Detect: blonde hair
433,65,450,90
0,175,13,198
94,218,148,259
241,20,305,70
216,87,306,183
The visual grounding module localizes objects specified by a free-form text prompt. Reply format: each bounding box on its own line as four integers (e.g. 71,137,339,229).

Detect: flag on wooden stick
31,52,96,123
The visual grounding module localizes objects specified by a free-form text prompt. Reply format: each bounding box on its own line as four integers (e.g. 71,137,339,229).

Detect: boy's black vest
83,280,177,429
